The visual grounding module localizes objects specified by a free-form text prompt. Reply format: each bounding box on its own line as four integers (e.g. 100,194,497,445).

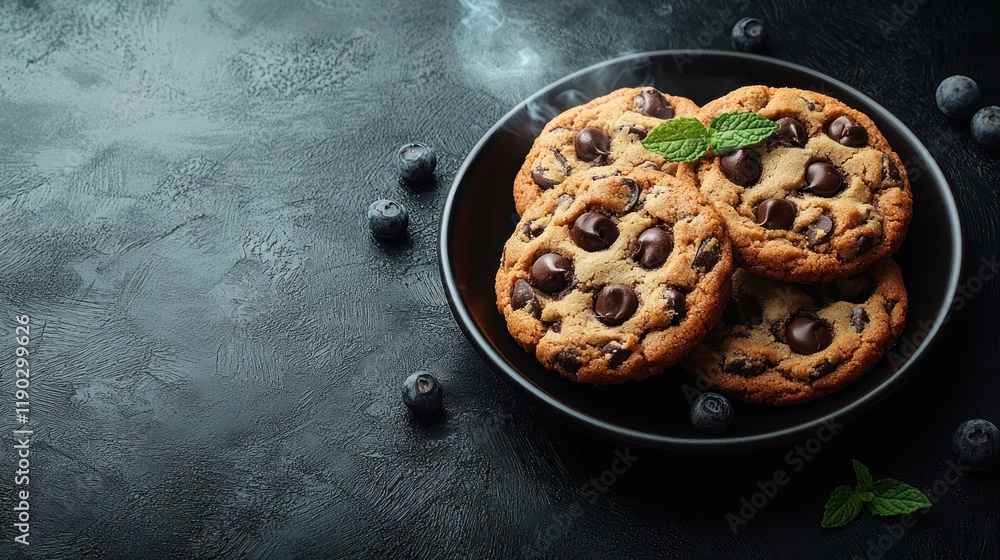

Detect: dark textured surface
0,0,997,558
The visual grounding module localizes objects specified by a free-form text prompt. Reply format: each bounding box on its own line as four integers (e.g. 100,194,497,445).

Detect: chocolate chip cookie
496,166,733,384
683,259,907,405
690,86,912,282
512,87,700,216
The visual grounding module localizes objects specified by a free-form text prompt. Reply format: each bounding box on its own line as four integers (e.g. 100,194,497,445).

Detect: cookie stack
495,85,911,405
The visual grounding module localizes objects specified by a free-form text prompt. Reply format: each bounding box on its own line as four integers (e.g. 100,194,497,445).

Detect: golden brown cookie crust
513,87,700,216
688,86,912,283
683,259,908,405
497,166,732,384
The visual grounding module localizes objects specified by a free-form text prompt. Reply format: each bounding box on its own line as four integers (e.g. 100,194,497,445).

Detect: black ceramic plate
439,51,963,452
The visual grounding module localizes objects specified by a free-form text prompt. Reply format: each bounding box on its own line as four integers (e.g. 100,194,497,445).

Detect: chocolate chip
530,253,572,293
830,275,874,303
786,317,833,354
882,154,901,182
723,357,767,376
885,299,897,315
800,97,816,111
632,89,674,119
813,360,838,377
510,279,541,319
663,287,686,323
594,284,639,325
692,238,721,272
634,227,673,269
827,115,868,147
850,307,869,333
723,294,763,326
570,212,618,251
856,235,879,256
755,198,796,230
622,178,641,212
550,318,562,333
574,127,610,161
720,148,762,186
773,117,808,148
601,343,631,369
805,215,835,246
768,319,787,341
556,348,581,373
627,126,648,140
522,220,543,239
637,161,660,170
803,162,843,197
531,167,558,189
533,150,570,189
552,149,570,169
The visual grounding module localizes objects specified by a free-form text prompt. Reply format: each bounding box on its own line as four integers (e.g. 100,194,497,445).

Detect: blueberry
691,392,734,434
731,18,767,53
971,106,1000,148
367,199,409,239
935,76,981,119
397,142,437,182
952,419,999,470
402,371,443,415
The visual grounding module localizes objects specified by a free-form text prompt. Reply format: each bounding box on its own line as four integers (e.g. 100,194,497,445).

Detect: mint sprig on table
821,460,932,528
640,111,780,162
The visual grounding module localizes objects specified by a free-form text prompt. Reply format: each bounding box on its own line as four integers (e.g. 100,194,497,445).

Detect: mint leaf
641,118,710,162
708,111,779,154
853,459,873,492
822,461,932,528
867,479,932,516
640,112,779,162
822,485,862,528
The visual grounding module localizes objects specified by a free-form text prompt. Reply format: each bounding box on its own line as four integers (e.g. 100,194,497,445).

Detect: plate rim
438,49,964,451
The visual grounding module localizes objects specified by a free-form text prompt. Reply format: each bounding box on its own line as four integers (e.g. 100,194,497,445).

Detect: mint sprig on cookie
821,460,932,528
640,111,779,162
